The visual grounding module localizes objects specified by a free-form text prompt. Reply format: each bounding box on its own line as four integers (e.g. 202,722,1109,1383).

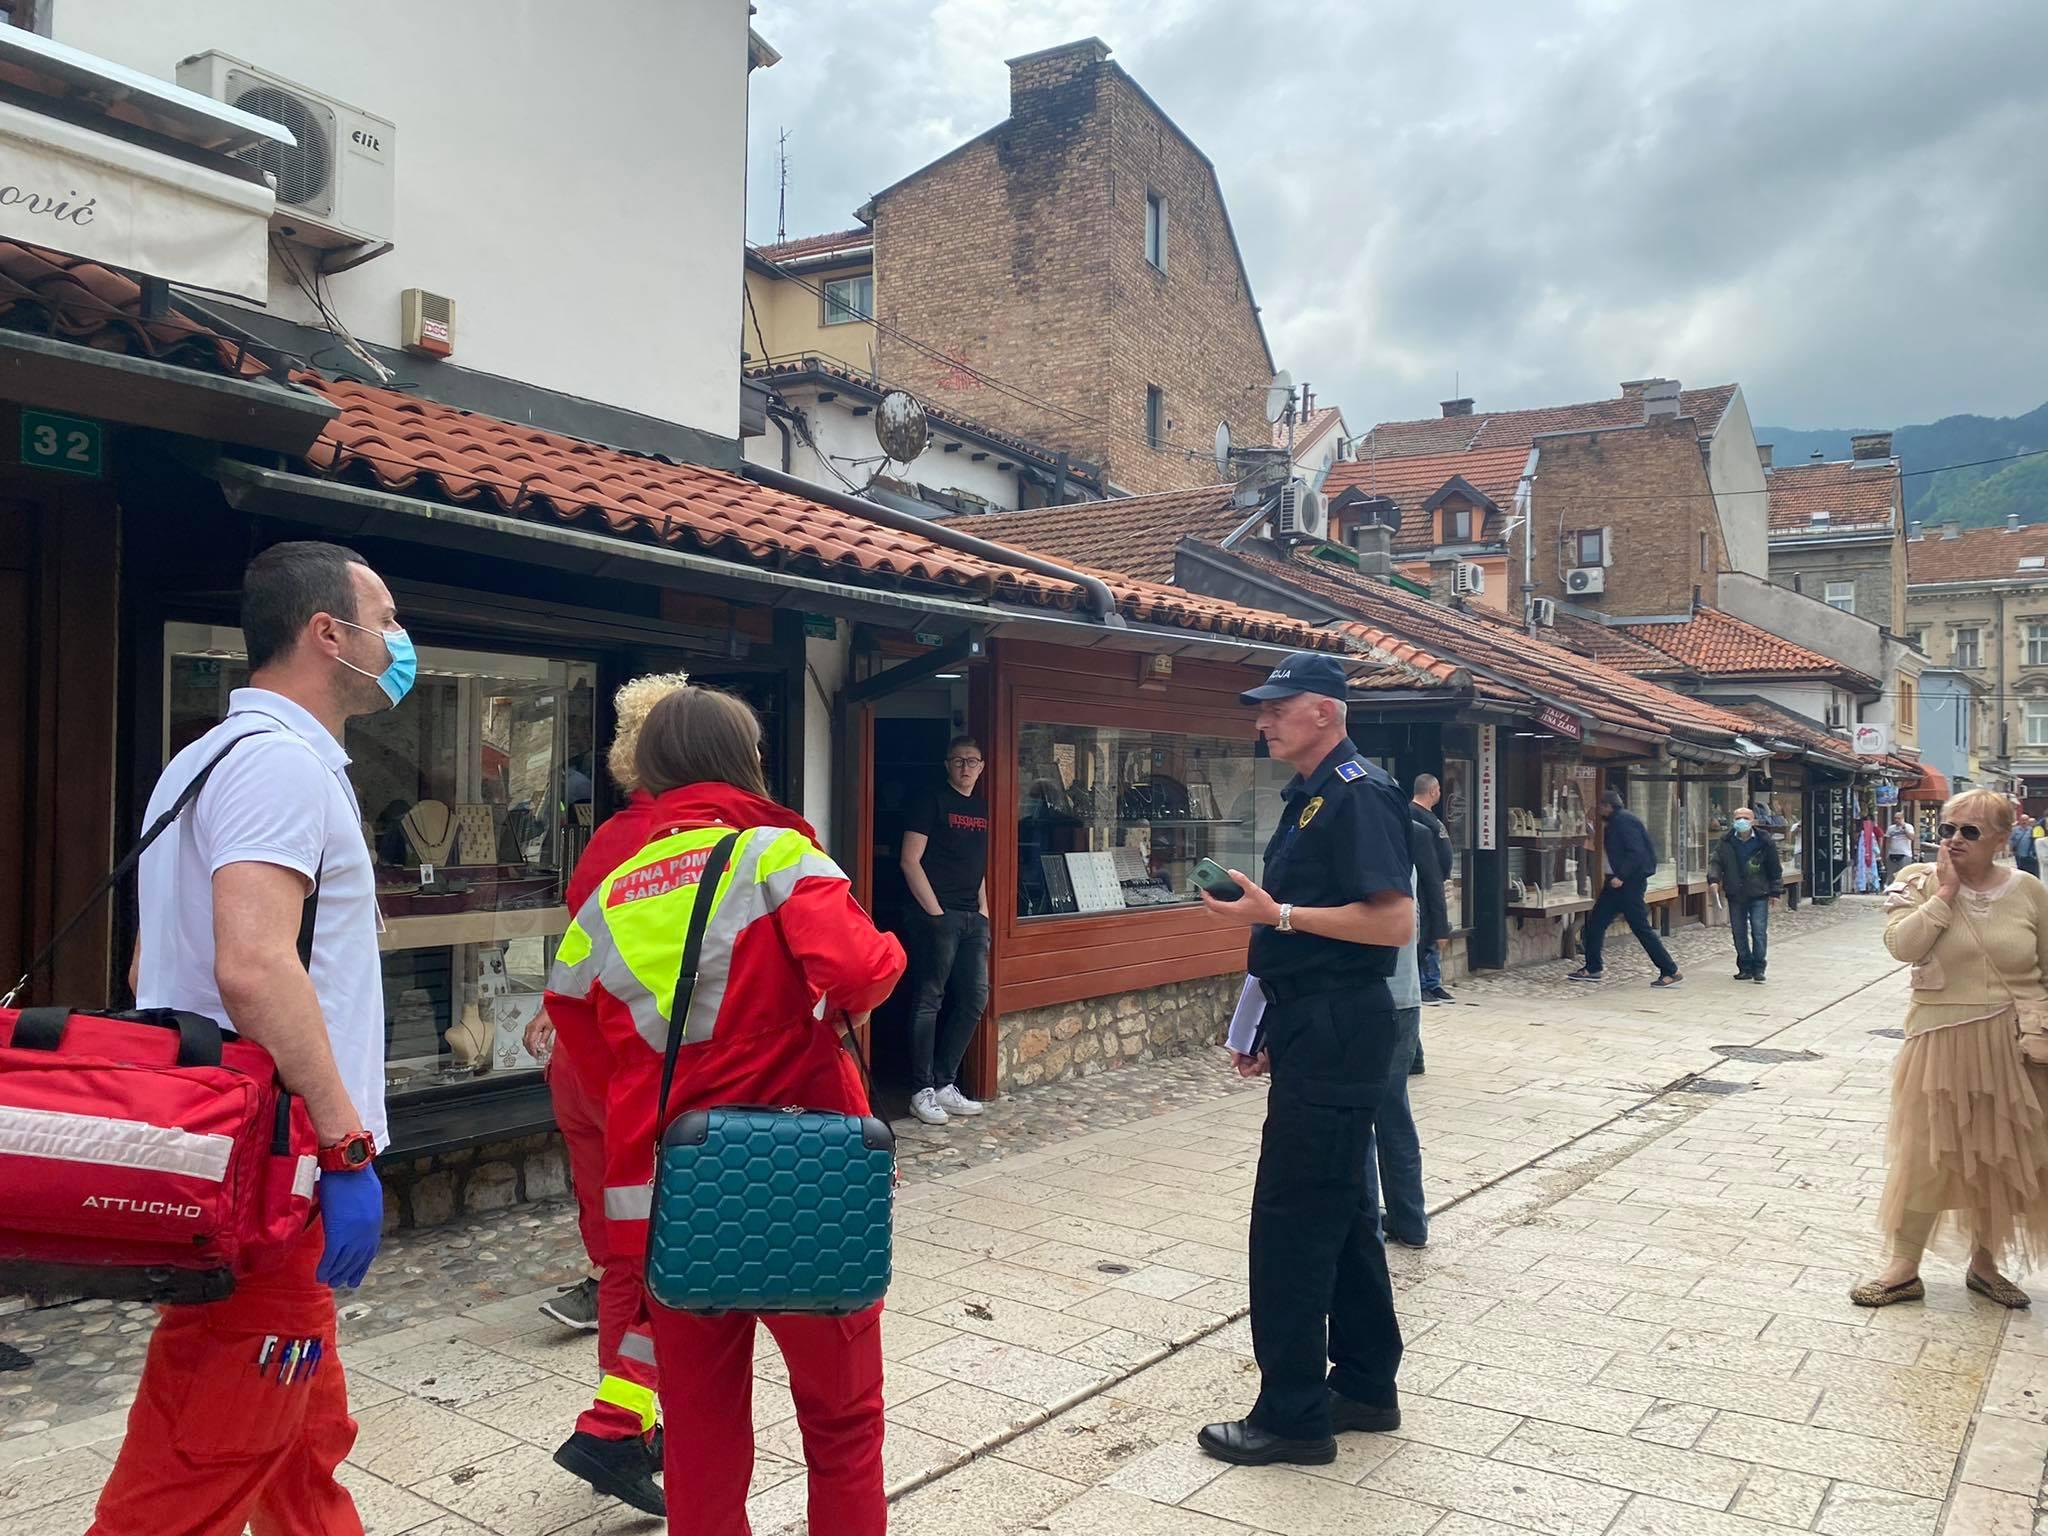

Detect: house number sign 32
19,409,103,477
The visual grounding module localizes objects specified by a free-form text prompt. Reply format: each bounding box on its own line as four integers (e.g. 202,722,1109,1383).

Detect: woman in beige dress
1854,787,2048,1309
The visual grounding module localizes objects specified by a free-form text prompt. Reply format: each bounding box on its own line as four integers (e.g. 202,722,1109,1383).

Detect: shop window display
1757,778,1805,875
165,623,596,1098
1015,721,1284,918
1440,756,1473,930
1504,753,1596,910
1627,770,1680,893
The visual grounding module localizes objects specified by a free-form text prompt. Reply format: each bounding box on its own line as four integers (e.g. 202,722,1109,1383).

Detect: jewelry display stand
454,803,500,866
402,800,460,867
444,997,492,1072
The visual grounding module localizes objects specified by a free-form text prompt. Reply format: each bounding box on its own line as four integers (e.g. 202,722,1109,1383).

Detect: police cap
1241,650,1351,704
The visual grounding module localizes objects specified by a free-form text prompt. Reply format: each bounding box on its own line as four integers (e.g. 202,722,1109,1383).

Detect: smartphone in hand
1190,857,1245,902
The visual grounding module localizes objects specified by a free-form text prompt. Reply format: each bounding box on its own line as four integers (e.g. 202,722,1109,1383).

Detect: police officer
1195,650,1416,1467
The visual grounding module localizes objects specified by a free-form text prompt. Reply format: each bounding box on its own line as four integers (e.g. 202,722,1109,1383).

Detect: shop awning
1901,764,1952,802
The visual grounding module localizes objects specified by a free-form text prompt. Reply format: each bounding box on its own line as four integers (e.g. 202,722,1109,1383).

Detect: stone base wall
998,975,1240,1091
377,1132,571,1233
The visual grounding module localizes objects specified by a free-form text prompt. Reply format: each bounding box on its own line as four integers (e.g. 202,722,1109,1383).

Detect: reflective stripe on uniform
0,1105,234,1181
619,1330,657,1367
595,1372,657,1432
605,1183,653,1220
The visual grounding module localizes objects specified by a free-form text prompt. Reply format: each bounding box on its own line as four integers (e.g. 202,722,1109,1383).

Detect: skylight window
2020,556,2045,570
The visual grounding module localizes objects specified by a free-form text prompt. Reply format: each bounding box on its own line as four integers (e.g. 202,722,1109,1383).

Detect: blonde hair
1941,786,2015,843
607,670,691,793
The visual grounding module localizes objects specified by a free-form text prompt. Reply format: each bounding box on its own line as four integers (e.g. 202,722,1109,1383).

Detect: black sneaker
1751,972,1766,984
540,1276,601,1332
1424,987,1455,1004
1651,973,1684,989
1566,968,1603,983
554,1430,665,1516
1733,970,1752,981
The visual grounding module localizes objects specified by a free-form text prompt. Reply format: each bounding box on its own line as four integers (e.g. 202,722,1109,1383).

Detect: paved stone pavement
11,897,2046,1534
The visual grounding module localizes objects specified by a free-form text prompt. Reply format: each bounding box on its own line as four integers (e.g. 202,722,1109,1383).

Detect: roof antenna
776,127,791,245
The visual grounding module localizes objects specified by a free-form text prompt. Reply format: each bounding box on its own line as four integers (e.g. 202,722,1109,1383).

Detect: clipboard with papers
1224,975,1265,1055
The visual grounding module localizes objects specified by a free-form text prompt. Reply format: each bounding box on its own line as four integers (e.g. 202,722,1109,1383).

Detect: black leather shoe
554,1430,665,1516
1196,1418,1337,1465
1329,1391,1402,1433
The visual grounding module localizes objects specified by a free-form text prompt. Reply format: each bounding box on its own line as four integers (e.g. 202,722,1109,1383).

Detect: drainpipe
739,460,1126,626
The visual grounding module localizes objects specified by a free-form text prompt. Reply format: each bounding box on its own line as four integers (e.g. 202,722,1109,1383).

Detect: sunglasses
1937,823,1984,842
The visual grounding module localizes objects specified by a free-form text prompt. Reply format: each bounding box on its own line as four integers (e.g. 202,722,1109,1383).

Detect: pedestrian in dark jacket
1409,775,1454,1006
1710,806,1783,982
1569,790,1682,988
2012,815,2040,879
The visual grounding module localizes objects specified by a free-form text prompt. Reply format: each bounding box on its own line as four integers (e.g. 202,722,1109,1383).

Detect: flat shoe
1849,1276,1925,1308
1969,1270,2032,1309
1196,1419,1337,1466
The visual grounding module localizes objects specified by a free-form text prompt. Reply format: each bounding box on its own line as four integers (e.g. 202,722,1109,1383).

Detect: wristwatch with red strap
317,1130,376,1173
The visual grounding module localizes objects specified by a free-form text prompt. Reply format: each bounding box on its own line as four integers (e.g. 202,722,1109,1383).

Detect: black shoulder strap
3,731,276,1008
654,832,742,1139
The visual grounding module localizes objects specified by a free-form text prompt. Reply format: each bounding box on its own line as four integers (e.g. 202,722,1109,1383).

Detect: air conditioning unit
1452,561,1486,597
1566,566,1606,595
1277,480,1328,540
1529,596,1557,627
177,51,396,252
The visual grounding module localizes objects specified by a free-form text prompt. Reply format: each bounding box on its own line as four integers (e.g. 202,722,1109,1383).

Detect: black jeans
1247,992,1403,1440
908,909,990,1092
1582,876,1676,977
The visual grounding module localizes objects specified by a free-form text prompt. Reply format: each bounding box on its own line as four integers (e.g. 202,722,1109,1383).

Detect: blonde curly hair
607,671,691,793
1940,786,2015,844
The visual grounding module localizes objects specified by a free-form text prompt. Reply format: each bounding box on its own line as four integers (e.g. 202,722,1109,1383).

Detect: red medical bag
0,731,320,1303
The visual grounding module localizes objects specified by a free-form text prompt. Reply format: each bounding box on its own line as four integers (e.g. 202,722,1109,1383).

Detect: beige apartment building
1906,518,2048,796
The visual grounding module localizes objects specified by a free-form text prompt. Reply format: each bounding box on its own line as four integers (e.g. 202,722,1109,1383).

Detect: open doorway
865,676,975,1112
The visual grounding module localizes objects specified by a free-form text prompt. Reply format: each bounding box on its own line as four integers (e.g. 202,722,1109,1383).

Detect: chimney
2008,511,2022,532
1440,398,1474,418
1348,521,1396,580
1641,378,1682,423
1005,37,1110,115
1757,443,1773,470
1851,431,1894,461
1909,521,1923,541
1810,451,1825,463
1231,444,1290,505
1941,525,1961,540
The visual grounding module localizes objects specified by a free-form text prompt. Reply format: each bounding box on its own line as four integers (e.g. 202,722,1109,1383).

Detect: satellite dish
875,390,929,463
1213,420,1232,476
1264,369,1294,426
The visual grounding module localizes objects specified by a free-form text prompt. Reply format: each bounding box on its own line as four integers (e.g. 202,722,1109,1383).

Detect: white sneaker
910,1088,949,1126
935,1085,985,1117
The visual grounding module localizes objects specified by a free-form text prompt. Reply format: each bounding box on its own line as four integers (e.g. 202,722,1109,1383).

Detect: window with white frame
821,273,873,325
2028,623,2048,667
1144,192,1167,271
2028,698,2048,749
1955,627,1982,668
1824,580,1855,612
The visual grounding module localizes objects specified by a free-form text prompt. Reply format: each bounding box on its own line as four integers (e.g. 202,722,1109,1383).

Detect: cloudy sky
747,0,2048,434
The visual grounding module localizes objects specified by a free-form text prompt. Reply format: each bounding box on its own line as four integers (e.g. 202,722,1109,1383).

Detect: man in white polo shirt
92,542,407,1536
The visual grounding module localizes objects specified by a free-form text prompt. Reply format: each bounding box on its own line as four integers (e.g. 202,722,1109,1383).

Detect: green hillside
1758,401,2048,527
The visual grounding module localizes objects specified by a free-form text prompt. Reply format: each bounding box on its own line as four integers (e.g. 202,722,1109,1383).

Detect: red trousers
89,1222,360,1536
650,1301,886,1536
551,1053,659,1441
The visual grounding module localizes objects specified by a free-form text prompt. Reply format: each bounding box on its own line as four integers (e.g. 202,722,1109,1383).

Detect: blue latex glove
315,1165,384,1289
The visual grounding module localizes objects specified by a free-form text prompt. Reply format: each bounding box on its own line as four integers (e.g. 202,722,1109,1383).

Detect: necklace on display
403,801,458,864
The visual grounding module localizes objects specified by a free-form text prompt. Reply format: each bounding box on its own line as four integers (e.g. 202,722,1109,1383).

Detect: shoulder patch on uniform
1334,759,1367,782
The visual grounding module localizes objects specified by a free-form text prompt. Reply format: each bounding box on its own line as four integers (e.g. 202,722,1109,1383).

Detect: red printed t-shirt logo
607,848,712,907
946,812,989,833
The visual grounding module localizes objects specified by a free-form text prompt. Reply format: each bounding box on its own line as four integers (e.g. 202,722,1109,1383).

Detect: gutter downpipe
739,460,1125,628
1516,447,1539,634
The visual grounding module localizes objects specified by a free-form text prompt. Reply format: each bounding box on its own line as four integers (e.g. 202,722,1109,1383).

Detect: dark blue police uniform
1244,733,1414,1441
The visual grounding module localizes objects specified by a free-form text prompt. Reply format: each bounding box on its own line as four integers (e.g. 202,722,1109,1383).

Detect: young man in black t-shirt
899,735,991,1125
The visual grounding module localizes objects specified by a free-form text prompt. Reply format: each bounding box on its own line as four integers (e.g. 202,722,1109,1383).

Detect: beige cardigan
1884,863,2048,1036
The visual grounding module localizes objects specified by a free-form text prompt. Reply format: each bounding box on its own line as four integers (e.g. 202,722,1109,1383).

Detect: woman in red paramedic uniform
547,686,905,1536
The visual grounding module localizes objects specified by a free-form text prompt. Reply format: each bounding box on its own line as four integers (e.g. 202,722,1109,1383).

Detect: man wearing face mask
1709,806,1782,984
91,542,407,1536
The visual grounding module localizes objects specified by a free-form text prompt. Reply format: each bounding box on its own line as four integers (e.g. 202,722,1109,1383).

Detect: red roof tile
1907,524,2048,585
1721,699,1860,768
1605,607,1861,682
1220,549,1755,742
1766,458,1900,536
0,241,268,379
1322,445,1531,552
953,484,1242,584
750,229,872,265
1358,383,1739,458
298,379,1337,648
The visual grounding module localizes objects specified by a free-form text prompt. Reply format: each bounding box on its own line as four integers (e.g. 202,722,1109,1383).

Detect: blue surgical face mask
1733,818,1753,836
336,618,417,707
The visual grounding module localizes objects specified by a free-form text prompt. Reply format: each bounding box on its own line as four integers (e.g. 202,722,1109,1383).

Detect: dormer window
1810,511,1830,526
1442,502,1472,543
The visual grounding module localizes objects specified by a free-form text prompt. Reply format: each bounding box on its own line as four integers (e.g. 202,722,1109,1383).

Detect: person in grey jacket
1709,807,1782,982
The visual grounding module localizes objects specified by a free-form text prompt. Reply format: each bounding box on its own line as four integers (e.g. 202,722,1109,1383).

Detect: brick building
1765,433,1908,634
858,38,1276,495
